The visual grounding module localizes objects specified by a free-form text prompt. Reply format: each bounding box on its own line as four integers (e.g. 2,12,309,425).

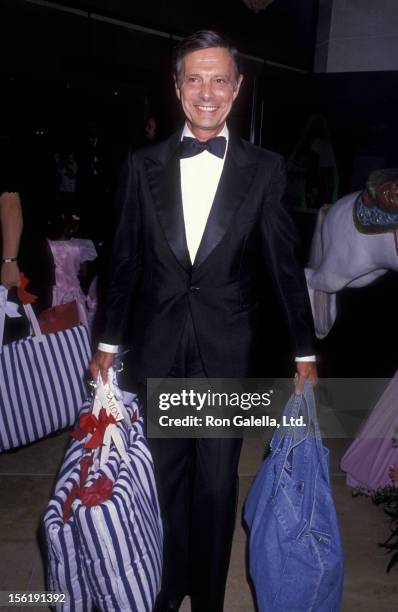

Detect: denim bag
244,382,344,612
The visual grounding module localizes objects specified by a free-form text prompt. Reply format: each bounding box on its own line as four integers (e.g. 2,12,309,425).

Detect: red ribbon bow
80,476,113,507
71,408,117,449
17,273,38,305
63,455,113,522
63,455,92,522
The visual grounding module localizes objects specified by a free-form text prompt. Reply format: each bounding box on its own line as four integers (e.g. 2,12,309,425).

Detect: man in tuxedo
91,30,317,612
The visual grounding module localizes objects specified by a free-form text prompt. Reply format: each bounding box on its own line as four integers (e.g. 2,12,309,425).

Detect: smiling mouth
195,105,218,111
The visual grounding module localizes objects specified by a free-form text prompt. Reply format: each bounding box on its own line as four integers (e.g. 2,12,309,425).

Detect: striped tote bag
0,295,91,452
44,378,163,611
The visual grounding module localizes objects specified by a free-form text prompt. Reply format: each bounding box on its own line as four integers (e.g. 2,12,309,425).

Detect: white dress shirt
99,123,315,362
180,123,228,263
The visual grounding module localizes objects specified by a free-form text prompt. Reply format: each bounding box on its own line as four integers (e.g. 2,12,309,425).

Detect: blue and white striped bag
44,376,163,612
0,290,91,452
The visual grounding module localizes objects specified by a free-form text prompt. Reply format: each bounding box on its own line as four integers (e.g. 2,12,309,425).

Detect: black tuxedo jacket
102,128,315,380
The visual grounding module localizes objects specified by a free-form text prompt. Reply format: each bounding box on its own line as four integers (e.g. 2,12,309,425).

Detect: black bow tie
179,136,227,159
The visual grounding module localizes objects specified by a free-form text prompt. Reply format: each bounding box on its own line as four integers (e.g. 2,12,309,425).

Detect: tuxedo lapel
145,131,258,273
145,134,192,272
193,137,258,270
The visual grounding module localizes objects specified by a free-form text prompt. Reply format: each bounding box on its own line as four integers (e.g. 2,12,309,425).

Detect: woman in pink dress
46,212,97,329
340,372,398,493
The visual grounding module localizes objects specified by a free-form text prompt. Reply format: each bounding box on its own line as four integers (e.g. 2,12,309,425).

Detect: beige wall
315,0,398,72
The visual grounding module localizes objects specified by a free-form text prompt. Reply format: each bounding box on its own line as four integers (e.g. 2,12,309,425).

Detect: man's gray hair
173,30,242,87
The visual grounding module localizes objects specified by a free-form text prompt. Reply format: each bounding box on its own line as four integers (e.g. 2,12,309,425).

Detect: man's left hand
295,361,318,395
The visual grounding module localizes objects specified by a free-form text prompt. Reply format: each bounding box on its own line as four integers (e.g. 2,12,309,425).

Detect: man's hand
1,261,20,289
89,350,115,383
294,361,318,395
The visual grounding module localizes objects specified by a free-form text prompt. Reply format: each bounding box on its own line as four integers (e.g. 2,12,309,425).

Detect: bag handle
270,392,304,498
269,383,304,455
0,287,44,351
271,381,324,498
22,303,44,342
0,286,7,350
87,369,132,467
302,381,324,459
75,371,143,486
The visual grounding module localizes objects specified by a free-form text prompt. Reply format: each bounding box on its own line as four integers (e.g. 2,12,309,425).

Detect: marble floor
0,435,397,611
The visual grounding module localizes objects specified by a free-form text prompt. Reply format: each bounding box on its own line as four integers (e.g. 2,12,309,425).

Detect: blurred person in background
0,132,55,318
0,190,22,290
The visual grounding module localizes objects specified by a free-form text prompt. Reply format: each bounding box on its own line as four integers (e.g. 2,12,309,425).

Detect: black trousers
148,313,242,612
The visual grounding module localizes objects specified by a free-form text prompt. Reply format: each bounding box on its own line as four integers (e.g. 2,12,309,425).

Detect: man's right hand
89,350,115,383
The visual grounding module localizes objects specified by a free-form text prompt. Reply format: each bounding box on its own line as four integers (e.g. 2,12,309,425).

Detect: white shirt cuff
98,342,119,354
98,345,315,361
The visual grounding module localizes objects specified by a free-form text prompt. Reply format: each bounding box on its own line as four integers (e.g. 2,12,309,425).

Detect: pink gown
47,238,97,328
340,371,398,493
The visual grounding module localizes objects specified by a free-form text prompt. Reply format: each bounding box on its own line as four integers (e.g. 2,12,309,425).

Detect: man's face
175,47,243,140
